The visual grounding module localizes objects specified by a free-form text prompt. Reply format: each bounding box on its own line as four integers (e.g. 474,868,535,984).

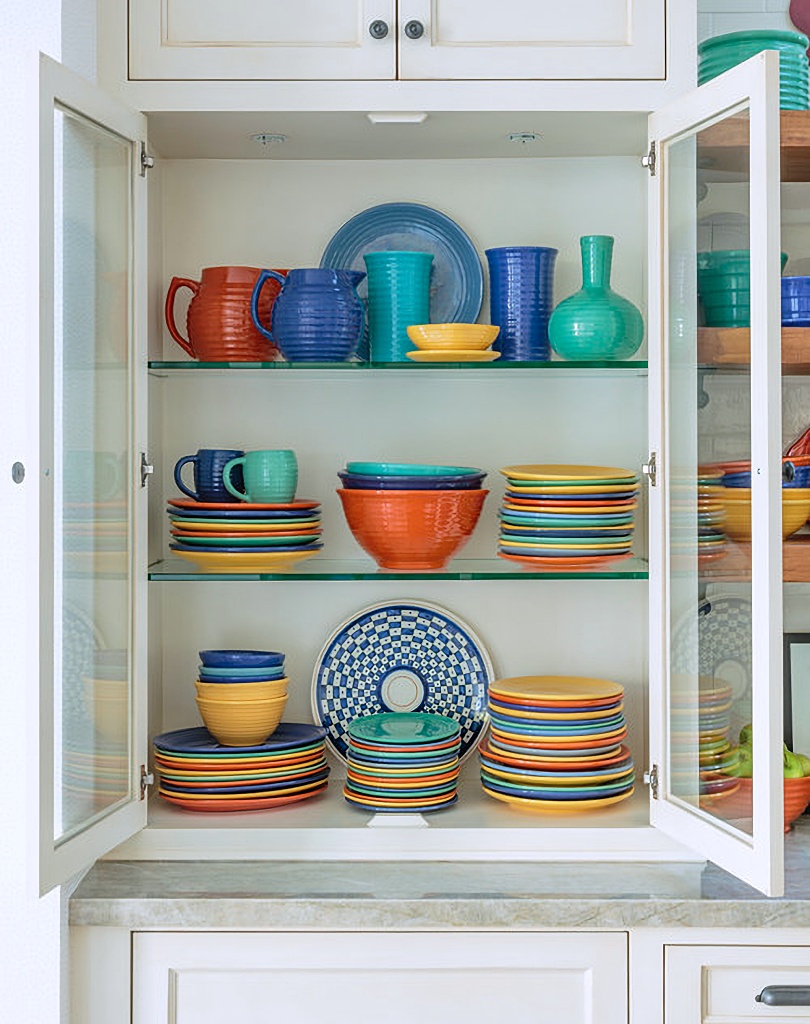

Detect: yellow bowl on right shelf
406,323,500,351
195,694,287,746
721,487,810,541
195,678,289,701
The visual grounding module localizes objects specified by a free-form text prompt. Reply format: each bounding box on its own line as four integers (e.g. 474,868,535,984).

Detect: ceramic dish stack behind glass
698,30,809,109
479,675,635,813
496,464,639,569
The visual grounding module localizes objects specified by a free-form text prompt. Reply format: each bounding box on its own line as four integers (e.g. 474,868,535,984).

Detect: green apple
797,753,810,777
737,746,753,778
739,723,753,748
784,744,804,779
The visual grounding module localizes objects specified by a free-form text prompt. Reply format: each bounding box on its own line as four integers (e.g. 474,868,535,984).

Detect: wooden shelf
699,110,810,182
700,534,810,583
698,326,810,372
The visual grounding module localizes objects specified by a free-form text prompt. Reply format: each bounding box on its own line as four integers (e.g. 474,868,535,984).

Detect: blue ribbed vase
485,246,558,361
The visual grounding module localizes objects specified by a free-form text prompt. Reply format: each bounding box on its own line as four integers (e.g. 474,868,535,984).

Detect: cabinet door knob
404,19,425,39
369,19,389,39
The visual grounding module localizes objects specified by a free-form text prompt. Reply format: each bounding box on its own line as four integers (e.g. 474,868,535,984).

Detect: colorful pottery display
165,265,286,361
698,30,809,109
485,246,557,361
548,236,643,360
364,251,434,362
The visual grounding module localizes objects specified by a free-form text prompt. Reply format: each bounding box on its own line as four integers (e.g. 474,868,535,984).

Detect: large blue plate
153,723,327,755
321,202,484,359
312,601,493,764
171,541,323,554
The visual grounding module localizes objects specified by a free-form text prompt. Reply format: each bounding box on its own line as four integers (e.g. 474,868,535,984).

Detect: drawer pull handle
756,986,810,1006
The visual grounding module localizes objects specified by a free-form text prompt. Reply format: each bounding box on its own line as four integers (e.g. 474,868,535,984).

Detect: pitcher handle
165,277,200,357
251,270,286,342
173,454,200,500
223,456,248,501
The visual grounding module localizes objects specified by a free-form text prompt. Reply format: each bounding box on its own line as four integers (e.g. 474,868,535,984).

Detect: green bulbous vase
548,235,644,360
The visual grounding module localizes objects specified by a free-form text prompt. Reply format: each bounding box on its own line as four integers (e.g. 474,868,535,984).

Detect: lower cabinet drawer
133,931,628,1024
666,945,810,1023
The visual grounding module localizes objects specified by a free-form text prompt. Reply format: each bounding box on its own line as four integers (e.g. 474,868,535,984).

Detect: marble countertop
69,819,810,931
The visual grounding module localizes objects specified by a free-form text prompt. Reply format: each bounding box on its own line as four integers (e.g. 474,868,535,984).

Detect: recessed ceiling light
507,131,543,145
249,133,288,147
367,112,429,124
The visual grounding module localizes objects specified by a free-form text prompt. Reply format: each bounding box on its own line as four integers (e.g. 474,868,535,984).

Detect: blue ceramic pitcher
251,268,366,362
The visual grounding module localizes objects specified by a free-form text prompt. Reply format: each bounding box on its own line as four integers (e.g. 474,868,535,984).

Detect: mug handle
250,270,286,342
173,454,200,500
165,277,200,358
223,456,248,500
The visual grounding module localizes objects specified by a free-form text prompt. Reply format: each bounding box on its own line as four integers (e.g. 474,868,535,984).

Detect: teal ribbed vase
548,235,644,360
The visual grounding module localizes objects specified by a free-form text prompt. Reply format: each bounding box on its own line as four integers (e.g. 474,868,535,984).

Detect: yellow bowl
406,323,500,351
721,489,810,541
195,678,289,701
195,695,286,746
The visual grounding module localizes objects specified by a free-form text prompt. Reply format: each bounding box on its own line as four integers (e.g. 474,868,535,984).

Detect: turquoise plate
175,534,317,548
348,712,460,745
346,462,481,477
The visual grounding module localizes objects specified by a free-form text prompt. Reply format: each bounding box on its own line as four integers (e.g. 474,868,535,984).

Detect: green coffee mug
223,449,298,503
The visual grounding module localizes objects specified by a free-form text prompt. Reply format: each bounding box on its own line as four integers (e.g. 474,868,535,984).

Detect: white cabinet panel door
133,931,628,1024
398,0,666,80
129,0,396,80
667,945,810,1022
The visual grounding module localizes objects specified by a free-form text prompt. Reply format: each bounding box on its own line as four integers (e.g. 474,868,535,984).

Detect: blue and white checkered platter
312,602,494,764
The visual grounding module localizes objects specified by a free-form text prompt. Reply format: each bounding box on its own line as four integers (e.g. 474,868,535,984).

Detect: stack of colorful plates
496,464,638,569
671,677,740,807
153,724,329,811
698,30,809,109
63,501,128,574
671,466,727,567
479,676,635,812
167,498,323,571
343,712,461,813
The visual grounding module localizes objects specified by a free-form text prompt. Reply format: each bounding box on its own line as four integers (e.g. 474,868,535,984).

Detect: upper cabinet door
647,52,785,896
39,56,148,893
398,0,665,80
129,0,396,80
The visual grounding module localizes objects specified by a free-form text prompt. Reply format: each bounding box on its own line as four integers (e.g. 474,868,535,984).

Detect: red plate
503,497,638,509
158,783,328,812
498,551,635,569
168,498,321,512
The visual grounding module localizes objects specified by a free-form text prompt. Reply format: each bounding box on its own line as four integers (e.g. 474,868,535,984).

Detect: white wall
698,0,794,42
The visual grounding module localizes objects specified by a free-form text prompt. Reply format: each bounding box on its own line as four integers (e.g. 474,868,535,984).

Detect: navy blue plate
153,723,327,755
159,768,331,795
171,542,323,554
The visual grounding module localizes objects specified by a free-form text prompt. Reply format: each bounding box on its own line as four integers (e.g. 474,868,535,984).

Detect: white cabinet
132,931,628,1024
398,0,666,81
666,944,810,1023
129,0,397,80
127,0,668,83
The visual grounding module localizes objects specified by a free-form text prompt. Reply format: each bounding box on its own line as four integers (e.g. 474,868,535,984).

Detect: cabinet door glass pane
53,105,133,841
667,108,754,837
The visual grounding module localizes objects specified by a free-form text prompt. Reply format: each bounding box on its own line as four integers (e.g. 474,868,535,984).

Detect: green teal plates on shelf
346,462,481,476
348,712,460,745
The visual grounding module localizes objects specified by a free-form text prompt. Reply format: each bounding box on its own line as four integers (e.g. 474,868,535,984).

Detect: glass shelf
149,359,649,373
149,556,649,581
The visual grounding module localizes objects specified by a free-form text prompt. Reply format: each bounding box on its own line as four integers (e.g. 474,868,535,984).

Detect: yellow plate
501,539,633,550
406,349,500,362
490,724,627,745
482,785,635,812
505,483,639,495
491,676,624,702
489,702,624,721
171,549,320,571
501,464,637,482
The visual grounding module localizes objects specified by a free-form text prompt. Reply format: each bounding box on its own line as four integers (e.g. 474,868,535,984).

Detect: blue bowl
723,463,810,487
198,672,285,684
338,471,486,490
198,649,285,669
782,277,810,299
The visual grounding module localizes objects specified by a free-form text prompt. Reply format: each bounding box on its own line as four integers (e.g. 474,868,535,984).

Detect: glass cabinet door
39,57,147,893
648,51,785,895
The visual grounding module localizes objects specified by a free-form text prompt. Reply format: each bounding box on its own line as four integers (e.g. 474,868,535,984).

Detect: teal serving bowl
698,29,809,54
346,461,482,477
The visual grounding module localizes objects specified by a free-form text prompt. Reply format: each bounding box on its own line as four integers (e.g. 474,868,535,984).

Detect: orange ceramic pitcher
165,265,287,361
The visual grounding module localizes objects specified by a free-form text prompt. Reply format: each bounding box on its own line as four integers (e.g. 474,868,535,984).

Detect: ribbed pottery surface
485,247,557,361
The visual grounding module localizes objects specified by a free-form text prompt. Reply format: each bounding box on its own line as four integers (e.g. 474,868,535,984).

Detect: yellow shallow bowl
406,323,500,351
195,678,289,701
195,696,286,746
721,490,810,541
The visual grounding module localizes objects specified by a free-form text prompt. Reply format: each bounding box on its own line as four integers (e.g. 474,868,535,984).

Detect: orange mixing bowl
337,487,488,569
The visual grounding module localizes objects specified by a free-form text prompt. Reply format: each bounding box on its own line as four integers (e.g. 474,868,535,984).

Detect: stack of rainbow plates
671,466,727,567
671,678,740,807
479,675,635,812
343,712,461,813
167,498,323,571
497,464,639,569
153,723,329,811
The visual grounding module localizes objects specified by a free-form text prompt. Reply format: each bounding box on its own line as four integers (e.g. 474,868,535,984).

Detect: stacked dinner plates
479,675,635,812
167,498,323,571
64,500,128,575
671,677,740,807
698,30,809,109
496,464,639,569
153,724,329,812
343,712,461,813
671,466,727,567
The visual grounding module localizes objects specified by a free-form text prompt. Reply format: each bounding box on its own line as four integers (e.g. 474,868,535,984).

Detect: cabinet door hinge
643,764,660,799
140,142,154,177
642,452,657,487
140,452,154,488
641,141,656,176
140,765,154,800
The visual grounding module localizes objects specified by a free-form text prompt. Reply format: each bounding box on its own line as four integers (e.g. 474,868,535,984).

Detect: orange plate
168,498,321,512
480,739,632,771
346,770,460,789
154,751,324,772
489,727,628,749
158,783,327,812
498,551,635,570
